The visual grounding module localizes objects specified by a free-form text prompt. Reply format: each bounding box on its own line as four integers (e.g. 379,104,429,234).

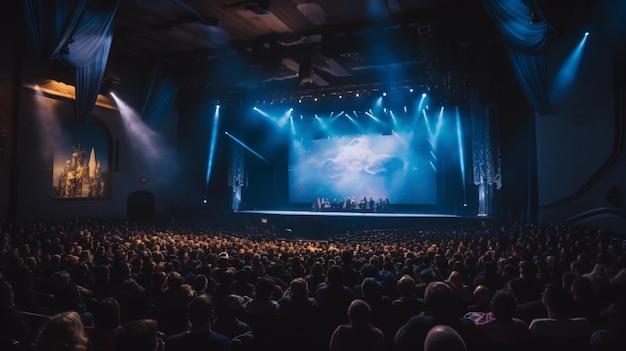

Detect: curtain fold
506,45,550,115
229,143,245,212
471,90,502,216
483,0,554,114
24,0,120,122
119,61,179,130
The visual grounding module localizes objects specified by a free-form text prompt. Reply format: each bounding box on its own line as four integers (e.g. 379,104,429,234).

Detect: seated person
424,325,466,351
165,295,230,351
329,299,385,351
473,289,530,344
395,281,485,351
529,283,593,339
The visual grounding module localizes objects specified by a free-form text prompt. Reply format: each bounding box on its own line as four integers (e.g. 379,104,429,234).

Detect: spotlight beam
205,105,220,191
224,131,269,163
455,106,467,205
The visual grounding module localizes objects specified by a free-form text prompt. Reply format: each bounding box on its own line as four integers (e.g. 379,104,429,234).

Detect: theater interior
0,0,625,235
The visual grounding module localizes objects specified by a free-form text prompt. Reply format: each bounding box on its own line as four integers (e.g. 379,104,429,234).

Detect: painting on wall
52,120,111,199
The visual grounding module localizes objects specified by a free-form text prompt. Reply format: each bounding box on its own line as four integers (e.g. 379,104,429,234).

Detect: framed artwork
52,120,111,199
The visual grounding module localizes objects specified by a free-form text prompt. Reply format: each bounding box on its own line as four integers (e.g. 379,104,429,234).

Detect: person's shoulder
166,331,188,342
209,330,231,343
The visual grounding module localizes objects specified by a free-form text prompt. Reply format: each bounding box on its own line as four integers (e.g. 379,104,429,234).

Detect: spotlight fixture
298,57,314,86
382,92,387,97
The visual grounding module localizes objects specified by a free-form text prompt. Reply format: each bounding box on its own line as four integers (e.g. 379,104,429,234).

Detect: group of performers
312,196,391,212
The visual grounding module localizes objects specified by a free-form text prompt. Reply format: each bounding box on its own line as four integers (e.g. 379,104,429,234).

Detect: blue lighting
422,93,427,98
552,32,589,101
585,31,589,36
290,115,296,136
224,131,269,163
455,106,466,205
382,92,387,97
205,105,221,197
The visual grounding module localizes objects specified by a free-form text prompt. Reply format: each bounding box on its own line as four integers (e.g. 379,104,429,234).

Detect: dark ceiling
107,0,498,100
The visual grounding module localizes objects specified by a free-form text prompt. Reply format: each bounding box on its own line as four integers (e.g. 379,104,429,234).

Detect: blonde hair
36,311,88,351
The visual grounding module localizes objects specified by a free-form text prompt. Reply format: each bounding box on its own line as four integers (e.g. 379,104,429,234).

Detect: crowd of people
1,218,625,351
312,197,391,212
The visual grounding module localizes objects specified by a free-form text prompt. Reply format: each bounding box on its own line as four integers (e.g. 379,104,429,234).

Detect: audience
0,219,624,351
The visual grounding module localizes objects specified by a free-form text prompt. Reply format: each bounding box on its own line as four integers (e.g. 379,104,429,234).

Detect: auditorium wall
536,34,626,228
11,58,180,222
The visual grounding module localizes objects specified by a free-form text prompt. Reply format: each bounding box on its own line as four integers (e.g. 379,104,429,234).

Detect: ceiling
108,0,495,100
7,0,590,103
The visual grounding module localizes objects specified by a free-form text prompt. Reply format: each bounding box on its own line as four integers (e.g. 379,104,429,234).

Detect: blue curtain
229,143,245,212
470,90,502,216
24,0,120,122
483,0,555,114
118,61,180,130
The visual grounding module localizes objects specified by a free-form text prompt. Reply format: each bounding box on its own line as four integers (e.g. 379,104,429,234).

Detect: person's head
347,299,372,329
36,311,88,351
562,271,576,291
397,275,416,297
472,285,491,306
166,272,184,289
424,325,466,351
447,271,464,288
424,281,458,320
187,295,214,327
254,277,275,300
519,260,536,278
93,297,121,331
542,283,573,318
361,277,379,298
113,319,163,351
191,274,208,293
490,289,517,321
326,264,344,285
570,276,594,302
289,277,308,298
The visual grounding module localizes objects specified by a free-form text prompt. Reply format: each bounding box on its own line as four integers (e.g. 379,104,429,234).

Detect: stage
226,209,489,240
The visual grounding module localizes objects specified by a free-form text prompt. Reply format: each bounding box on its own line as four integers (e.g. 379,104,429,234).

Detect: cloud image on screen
289,133,437,204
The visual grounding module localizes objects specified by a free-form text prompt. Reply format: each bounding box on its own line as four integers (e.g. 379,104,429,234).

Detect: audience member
394,281,485,351
165,295,230,351
36,311,88,351
529,283,593,338
423,325,466,351
329,299,385,351
473,289,530,345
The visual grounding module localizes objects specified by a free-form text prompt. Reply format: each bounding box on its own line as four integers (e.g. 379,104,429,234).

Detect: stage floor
229,210,482,239
237,210,460,218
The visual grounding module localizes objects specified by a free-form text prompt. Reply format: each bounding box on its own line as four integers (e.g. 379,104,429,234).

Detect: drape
118,61,179,130
483,0,555,114
471,90,502,216
229,143,245,212
24,0,120,122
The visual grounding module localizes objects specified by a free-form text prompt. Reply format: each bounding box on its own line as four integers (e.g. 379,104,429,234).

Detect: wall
536,33,626,229
13,58,180,222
